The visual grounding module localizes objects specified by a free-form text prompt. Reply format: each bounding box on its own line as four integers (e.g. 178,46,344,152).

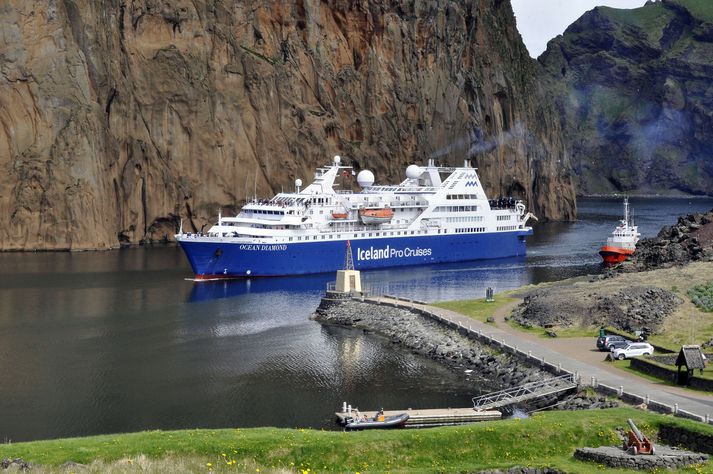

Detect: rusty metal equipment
623,418,655,455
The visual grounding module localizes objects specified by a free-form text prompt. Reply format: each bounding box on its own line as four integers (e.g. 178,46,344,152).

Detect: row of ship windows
455,227,486,234
496,215,512,221
446,216,483,223
288,229,431,241
497,225,518,231
433,205,478,213
446,194,478,200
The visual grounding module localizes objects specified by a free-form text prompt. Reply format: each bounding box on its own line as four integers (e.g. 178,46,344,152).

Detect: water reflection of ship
188,257,533,303
188,273,332,303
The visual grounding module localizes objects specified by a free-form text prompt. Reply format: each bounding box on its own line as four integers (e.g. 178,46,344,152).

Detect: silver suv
611,343,654,360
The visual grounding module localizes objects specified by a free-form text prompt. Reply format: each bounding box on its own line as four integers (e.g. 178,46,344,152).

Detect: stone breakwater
313,296,552,393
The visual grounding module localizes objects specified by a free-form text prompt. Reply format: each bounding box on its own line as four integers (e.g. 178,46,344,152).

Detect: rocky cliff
0,0,576,250
540,0,713,196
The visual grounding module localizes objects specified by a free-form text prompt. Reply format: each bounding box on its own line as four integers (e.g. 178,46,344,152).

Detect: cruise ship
176,156,535,279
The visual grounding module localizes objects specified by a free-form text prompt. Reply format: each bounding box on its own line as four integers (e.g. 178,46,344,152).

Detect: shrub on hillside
688,281,713,312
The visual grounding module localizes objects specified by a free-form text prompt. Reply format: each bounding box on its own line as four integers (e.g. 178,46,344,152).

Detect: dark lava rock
626,209,713,272
476,468,564,474
558,391,619,411
1,459,30,471
511,285,681,334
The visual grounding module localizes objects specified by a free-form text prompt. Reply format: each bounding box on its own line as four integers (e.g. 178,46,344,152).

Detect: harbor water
0,197,711,441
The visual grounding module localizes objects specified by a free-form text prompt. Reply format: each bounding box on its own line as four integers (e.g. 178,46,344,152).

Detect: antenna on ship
623,197,630,225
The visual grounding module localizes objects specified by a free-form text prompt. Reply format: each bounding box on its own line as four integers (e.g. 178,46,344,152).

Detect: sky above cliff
512,0,647,57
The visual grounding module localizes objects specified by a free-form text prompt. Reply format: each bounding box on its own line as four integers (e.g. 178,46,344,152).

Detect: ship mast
623,197,629,226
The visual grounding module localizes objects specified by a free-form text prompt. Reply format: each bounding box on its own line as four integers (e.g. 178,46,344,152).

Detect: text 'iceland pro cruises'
176,156,536,278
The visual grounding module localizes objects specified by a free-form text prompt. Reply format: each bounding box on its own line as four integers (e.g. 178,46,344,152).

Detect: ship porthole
215,248,222,257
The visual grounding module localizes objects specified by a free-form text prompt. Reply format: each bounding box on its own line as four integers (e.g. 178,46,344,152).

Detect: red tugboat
599,198,641,265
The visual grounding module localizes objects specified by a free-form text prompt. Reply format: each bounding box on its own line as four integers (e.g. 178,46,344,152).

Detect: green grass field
433,293,517,325
2,408,712,473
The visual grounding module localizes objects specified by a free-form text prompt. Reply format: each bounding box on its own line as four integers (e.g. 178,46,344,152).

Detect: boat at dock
599,198,641,265
344,412,409,430
176,155,535,279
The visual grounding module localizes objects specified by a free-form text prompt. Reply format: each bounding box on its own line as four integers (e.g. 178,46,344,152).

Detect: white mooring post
342,402,347,413
645,395,650,405
618,386,624,397
348,404,352,416
674,403,679,415
706,414,710,424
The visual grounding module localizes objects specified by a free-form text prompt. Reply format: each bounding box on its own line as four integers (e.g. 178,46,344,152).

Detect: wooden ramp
336,407,501,428
472,373,577,411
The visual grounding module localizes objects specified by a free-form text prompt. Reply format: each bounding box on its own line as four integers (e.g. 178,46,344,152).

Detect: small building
675,345,706,385
335,269,361,293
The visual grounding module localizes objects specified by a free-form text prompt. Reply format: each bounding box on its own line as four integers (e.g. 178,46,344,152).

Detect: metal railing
472,373,577,411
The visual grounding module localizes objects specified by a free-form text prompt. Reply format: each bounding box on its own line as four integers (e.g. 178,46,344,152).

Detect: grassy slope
432,293,517,324
1,408,712,473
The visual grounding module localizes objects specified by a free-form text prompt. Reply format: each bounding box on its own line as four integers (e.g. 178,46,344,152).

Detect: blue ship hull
179,230,533,278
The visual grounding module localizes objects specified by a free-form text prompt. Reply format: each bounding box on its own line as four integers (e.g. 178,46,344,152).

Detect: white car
611,342,654,360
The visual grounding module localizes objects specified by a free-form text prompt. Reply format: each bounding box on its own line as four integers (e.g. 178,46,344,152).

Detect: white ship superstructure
176,156,535,278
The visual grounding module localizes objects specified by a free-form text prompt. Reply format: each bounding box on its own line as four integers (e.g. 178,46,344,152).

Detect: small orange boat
331,211,349,219
359,207,394,224
599,198,640,265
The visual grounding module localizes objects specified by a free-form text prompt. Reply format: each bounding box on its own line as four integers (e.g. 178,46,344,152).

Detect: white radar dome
405,164,422,179
333,155,341,164
295,179,302,187
357,170,375,188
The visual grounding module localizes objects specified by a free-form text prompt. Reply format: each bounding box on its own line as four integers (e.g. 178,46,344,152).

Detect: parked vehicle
611,343,654,360
608,339,634,351
596,335,628,351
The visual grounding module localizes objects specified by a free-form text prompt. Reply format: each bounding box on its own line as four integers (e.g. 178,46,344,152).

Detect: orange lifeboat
359,207,394,224
331,211,349,219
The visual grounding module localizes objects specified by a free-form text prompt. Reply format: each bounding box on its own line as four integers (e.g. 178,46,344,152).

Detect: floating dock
335,407,501,428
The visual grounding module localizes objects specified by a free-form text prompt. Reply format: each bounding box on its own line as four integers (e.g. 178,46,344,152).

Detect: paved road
377,297,713,420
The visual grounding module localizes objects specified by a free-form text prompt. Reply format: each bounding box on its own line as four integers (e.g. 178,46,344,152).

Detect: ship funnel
464,159,471,168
